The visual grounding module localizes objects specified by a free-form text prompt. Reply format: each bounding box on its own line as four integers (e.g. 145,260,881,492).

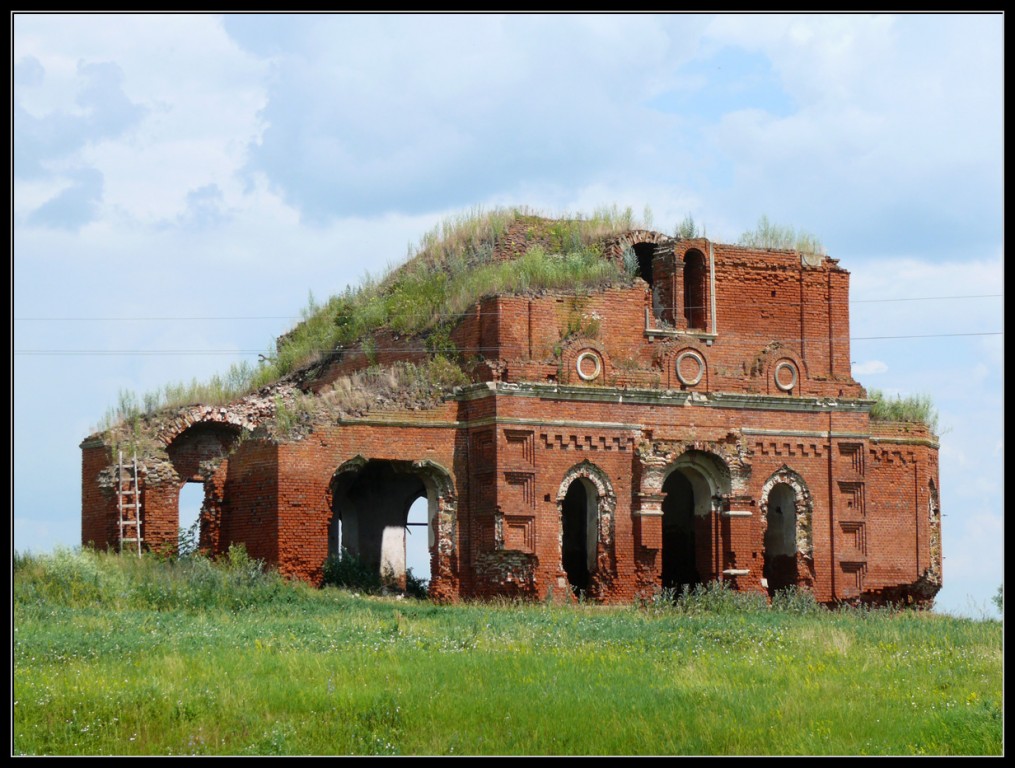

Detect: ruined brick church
81,215,942,606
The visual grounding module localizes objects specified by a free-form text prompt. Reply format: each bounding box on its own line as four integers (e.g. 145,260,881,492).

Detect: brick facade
81,229,941,606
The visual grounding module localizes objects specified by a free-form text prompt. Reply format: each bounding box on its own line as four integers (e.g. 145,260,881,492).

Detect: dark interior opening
634,242,656,287
662,470,700,592
562,480,591,594
683,250,707,329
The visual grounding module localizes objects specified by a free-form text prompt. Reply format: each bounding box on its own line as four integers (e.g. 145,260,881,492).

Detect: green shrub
404,568,430,600
675,580,770,614
770,585,825,615
675,213,699,239
640,580,770,615
12,545,296,613
322,549,383,593
322,550,429,600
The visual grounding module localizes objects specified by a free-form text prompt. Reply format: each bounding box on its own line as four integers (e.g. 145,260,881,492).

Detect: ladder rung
121,538,143,543
119,503,138,509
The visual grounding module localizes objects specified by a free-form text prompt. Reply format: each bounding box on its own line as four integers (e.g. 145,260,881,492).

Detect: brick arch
329,456,459,600
656,449,733,502
147,418,246,556
639,438,751,503
603,229,674,263
155,407,257,448
760,466,814,559
680,247,710,330
163,415,241,472
641,448,734,590
556,459,617,548
330,455,457,502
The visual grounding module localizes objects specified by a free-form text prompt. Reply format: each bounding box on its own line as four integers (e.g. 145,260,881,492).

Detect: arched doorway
641,448,735,595
661,470,701,592
561,477,597,595
164,421,242,555
329,459,451,593
759,468,814,595
763,482,798,594
556,461,616,599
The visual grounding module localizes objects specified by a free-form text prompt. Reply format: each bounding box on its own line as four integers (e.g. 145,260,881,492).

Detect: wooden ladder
117,451,143,555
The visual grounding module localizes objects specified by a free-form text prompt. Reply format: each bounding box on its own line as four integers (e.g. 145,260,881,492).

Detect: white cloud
15,14,269,225
702,14,1002,257
851,359,887,376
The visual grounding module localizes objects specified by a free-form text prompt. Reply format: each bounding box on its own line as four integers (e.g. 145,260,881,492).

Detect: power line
13,350,266,356
851,294,1002,303
13,316,297,322
11,292,1004,322
12,331,1003,357
851,332,1002,340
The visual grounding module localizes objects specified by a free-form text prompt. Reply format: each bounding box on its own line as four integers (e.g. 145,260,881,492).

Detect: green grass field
13,548,1002,756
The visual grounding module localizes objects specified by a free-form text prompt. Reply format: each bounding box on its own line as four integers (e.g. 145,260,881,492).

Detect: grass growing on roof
738,214,825,255
96,205,646,432
867,388,939,434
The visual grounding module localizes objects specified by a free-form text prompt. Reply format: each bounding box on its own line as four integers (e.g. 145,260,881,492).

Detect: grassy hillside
13,549,1001,756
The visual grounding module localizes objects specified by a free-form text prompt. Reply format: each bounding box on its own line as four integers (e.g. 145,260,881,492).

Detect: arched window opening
561,478,597,595
406,496,431,585
683,250,708,330
763,483,798,595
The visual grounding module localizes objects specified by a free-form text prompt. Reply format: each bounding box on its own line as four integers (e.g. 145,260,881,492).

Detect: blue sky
12,12,1003,617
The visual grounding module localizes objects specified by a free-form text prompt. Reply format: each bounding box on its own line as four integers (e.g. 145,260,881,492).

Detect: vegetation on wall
867,388,940,434
738,214,825,256
675,213,700,240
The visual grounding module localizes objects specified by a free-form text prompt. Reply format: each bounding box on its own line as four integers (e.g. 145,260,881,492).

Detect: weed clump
867,388,939,434
322,548,429,600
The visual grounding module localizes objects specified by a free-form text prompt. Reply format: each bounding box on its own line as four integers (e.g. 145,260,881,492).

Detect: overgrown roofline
93,206,653,433
95,207,883,438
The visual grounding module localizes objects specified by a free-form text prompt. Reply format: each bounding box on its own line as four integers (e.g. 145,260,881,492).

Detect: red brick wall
81,237,938,606
81,442,117,549
220,441,280,565
83,387,939,605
